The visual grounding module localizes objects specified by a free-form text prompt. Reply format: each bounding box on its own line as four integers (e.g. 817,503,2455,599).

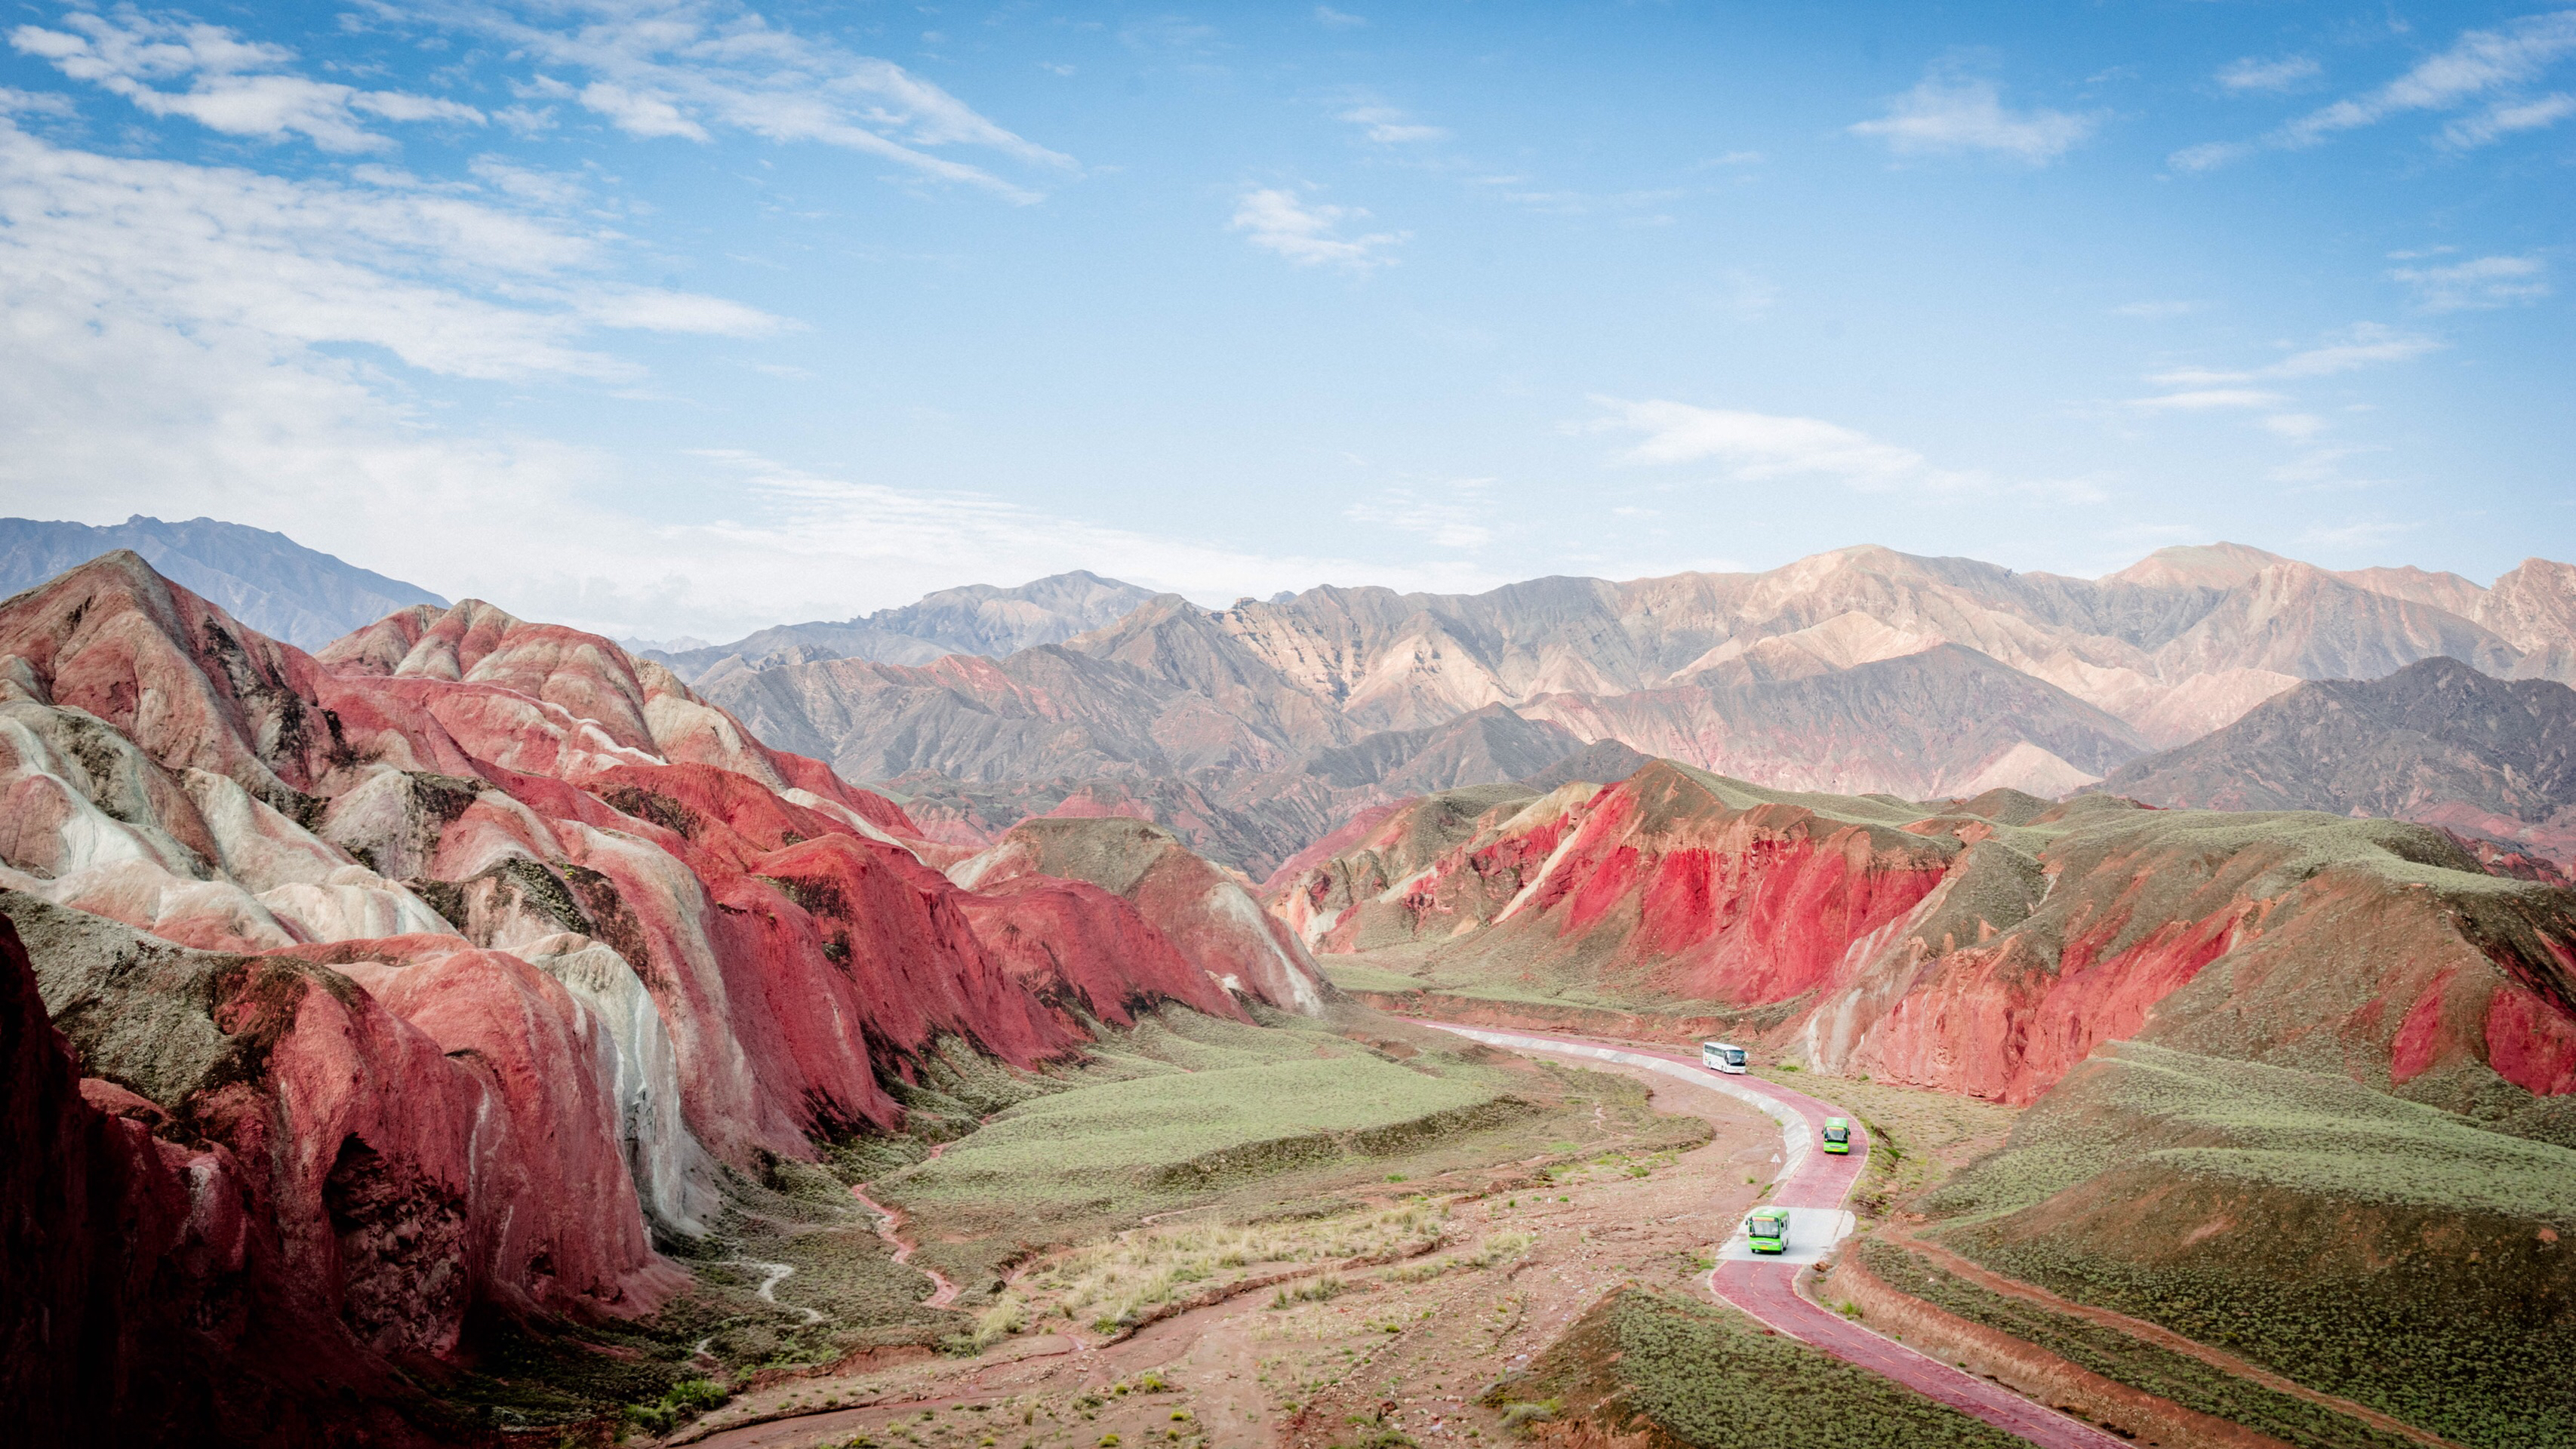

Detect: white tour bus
1700,1040,1748,1075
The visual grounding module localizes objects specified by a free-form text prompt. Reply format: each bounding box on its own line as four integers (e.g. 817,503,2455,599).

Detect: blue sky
1,1,2568,640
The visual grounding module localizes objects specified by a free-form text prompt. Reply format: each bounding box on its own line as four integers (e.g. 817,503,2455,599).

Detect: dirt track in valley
665,1019,2372,1449
669,1051,1775,1449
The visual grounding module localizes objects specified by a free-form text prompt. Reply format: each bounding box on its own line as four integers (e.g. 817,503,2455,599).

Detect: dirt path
1426,1026,2128,1449
851,1143,962,1311
1873,1220,2469,1449
669,1048,1775,1449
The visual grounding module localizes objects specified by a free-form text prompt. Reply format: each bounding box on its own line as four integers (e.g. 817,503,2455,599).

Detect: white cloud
2112,300,2199,318
2390,253,2552,311
1586,397,2099,506
2145,323,2442,392
1849,74,2096,163
2264,413,2328,440
2174,9,2576,168
2443,91,2576,145
1316,7,1368,29
2127,388,2286,411
2129,324,2441,415
1590,398,1927,488
2217,55,2322,93
2298,517,2421,552
2272,323,2446,377
0,117,779,383
1336,102,1448,144
0,86,75,117
383,0,1076,202
467,155,586,208
0,123,1495,638
1231,187,1404,270
11,8,484,152
1345,481,1494,551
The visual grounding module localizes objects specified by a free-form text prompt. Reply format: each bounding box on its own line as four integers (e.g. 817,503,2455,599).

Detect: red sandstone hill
0,552,1328,1442
1276,761,2576,1121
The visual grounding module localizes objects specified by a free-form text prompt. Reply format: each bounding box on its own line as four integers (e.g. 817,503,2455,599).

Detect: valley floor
664,1036,1776,1449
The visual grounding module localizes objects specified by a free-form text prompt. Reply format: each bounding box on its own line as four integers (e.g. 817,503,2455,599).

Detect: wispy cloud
1335,99,1448,144
2389,253,2552,311
2172,9,2576,170
0,115,782,383
2129,388,2287,411
381,0,1076,202
1345,479,1494,550
2443,91,2576,145
2146,323,2442,389
2128,324,2440,411
1849,72,2097,163
2112,300,2199,318
11,8,483,152
1315,6,1368,29
1231,186,1404,270
2216,55,2322,94
1587,396,2105,503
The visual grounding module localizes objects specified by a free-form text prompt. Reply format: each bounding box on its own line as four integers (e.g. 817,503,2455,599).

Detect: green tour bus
1746,1205,1790,1254
1821,1116,1852,1155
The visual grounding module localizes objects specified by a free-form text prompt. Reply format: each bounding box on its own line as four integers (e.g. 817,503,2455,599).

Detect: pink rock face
953,874,1247,1026
283,939,682,1319
1,553,1316,1417
953,815,1334,1015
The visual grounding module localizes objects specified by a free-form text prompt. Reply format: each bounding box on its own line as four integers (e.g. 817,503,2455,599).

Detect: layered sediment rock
0,553,1332,1438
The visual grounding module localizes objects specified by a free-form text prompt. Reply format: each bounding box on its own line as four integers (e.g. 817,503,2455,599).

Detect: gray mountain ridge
648,570,1162,679
0,515,446,649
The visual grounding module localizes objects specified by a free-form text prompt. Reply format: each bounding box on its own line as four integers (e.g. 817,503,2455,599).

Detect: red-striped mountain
1271,758,2576,1125
0,552,1327,1442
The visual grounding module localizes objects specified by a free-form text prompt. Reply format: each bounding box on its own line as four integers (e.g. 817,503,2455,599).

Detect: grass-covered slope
1854,1240,2419,1449
865,1005,1706,1318
1918,1042,2576,1449
1508,1287,2025,1449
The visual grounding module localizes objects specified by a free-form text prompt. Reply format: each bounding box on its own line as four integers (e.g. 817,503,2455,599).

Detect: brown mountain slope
2101,656,2576,869
685,543,2561,875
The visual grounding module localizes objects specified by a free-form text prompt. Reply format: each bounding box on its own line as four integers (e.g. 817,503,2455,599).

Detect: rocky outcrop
0,553,1339,1441
952,817,1334,1015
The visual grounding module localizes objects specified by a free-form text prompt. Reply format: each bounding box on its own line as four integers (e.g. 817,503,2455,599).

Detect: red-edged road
1426,1024,2125,1449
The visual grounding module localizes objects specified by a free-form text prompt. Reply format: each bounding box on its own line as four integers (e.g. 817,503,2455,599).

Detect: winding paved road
1427,1024,2125,1449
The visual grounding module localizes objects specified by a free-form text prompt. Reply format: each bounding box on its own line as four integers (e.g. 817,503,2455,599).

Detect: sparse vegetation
1022,1201,1447,1331
1925,1043,2576,1449
1857,1240,2418,1449
1507,1287,2024,1448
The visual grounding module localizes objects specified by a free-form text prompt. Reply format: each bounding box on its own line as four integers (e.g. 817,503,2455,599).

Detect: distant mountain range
685,542,2576,873
9,518,2573,880
2104,656,2576,872
645,570,1162,678
0,515,446,649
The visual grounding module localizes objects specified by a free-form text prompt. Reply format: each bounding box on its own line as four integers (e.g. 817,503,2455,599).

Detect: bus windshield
1723,1049,1746,1066
1750,1217,1781,1237
1823,1124,1848,1141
